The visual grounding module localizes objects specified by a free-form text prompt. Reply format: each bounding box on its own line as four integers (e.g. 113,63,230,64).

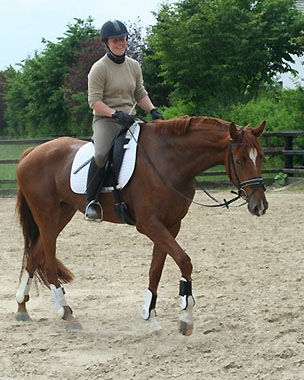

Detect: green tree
64,36,107,136
0,71,8,136
4,18,98,137
142,44,173,108
148,0,304,110
3,67,28,136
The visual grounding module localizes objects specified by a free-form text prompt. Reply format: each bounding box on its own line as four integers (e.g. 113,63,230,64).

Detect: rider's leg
84,116,123,221
84,157,106,221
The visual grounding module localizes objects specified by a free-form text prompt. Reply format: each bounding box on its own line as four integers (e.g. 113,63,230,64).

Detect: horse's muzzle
247,191,268,216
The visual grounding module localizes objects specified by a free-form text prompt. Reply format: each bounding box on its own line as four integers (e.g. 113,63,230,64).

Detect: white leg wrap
180,296,194,325
179,277,195,310
16,270,33,304
50,284,67,318
141,288,157,320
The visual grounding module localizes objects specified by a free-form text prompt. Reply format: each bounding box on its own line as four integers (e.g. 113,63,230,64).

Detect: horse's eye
236,159,242,165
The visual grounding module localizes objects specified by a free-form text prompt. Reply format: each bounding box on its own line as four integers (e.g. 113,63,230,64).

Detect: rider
85,19,163,222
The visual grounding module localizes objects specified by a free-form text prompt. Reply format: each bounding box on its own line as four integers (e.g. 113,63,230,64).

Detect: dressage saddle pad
70,122,140,194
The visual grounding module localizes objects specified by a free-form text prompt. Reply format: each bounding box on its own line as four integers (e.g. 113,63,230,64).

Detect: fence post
284,135,294,177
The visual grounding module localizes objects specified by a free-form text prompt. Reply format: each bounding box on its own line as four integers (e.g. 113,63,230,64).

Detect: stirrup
84,200,103,222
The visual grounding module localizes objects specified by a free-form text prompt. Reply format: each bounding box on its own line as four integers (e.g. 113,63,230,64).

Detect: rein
128,124,259,209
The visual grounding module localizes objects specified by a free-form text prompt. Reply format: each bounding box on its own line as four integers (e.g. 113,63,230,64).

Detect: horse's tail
16,149,74,287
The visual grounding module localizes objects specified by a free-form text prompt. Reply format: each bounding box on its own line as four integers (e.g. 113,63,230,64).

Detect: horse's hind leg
38,208,82,330
16,238,44,321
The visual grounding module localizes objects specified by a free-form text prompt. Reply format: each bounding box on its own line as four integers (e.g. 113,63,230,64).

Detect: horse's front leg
141,244,166,332
16,238,44,321
142,222,181,332
138,219,195,335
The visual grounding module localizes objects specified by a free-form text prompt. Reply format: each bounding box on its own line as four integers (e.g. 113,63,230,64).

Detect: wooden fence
0,132,304,194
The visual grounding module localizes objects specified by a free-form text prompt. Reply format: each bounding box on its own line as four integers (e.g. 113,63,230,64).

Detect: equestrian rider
85,20,163,221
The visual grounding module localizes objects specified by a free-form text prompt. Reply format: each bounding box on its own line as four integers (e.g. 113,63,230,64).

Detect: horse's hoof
16,312,31,322
179,320,193,336
66,322,83,331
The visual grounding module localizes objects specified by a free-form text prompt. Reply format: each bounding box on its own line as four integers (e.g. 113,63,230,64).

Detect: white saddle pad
70,122,140,194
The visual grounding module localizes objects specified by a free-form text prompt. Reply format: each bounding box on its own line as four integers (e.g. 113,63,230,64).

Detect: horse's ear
229,122,241,141
252,121,266,137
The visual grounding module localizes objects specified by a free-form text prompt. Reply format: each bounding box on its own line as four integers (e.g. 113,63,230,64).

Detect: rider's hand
150,108,164,120
112,110,136,128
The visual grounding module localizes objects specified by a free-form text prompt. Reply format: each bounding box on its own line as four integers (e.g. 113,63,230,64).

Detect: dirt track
1,190,304,380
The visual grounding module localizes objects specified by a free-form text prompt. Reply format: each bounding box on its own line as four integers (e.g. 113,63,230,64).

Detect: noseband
228,141,265,200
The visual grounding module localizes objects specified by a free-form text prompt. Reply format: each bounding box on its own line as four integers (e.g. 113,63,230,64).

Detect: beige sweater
88,54,148,115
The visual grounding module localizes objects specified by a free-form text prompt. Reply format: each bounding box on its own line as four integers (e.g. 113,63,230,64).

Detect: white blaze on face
249,148,257,168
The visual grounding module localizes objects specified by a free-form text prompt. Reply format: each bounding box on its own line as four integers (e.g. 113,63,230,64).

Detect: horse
15,116,268,335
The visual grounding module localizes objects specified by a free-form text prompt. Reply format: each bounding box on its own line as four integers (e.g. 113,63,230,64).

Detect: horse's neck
154,129,229,186
173,131,228,176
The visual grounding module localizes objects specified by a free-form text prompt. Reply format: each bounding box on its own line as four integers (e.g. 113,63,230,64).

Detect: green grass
0,144,36,188
0,143,35,159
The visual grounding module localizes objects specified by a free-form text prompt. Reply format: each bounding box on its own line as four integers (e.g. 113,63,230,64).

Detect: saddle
71,123,140,226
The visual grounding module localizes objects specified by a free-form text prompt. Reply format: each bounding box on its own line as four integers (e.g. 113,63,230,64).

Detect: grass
0,143,37,189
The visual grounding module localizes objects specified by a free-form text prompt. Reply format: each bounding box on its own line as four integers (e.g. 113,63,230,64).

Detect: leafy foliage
4,18,98,137
0,71,7,136
224,87,304,168
225,87,304,130
64,36,107,136
148,0,304,108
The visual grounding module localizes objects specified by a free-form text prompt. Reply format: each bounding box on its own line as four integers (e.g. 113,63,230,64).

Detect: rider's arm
137,95,155,113
91,100,115,118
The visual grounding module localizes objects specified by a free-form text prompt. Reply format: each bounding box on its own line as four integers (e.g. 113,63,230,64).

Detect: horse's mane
151,116,263,154
152,116,229,136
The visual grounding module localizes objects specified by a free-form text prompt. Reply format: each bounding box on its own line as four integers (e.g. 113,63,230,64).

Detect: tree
64,37,107,136
3,67,28,136
126,18,147,64
148,0,304,110
142,43,174,108
0,71,7,136
4,18,99,137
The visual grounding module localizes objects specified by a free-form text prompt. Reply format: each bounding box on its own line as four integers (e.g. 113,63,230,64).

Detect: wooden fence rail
1,132,304,194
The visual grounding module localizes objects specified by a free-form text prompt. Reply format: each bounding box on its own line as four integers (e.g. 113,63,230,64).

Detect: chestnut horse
15,116,268,335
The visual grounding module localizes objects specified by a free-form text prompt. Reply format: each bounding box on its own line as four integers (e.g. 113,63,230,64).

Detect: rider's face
107,36,127,56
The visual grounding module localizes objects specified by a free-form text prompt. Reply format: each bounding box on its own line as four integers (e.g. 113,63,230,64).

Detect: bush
162,101,196,119
225,88,304,131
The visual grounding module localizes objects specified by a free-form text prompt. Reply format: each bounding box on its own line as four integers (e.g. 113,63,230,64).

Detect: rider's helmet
101,20,129,42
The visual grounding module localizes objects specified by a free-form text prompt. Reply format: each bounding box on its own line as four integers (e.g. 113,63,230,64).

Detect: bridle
227,141,265,201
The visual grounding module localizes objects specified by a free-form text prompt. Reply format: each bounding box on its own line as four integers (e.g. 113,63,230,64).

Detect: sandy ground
1,190,304,380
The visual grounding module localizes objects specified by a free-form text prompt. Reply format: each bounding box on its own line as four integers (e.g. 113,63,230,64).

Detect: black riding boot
84,157,106,222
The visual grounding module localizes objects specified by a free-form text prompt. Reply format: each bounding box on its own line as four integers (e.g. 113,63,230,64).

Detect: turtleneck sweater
88,54,148,116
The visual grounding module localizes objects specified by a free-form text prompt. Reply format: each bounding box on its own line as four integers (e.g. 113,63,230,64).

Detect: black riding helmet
101,20,129,42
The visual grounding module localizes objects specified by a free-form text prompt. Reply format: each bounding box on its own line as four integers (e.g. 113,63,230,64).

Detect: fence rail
1,132,304,194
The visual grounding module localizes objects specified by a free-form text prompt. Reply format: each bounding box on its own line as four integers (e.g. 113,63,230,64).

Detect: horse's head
226,121,268,216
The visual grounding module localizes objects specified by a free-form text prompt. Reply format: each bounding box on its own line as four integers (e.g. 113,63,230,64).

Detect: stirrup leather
84,200,103,222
